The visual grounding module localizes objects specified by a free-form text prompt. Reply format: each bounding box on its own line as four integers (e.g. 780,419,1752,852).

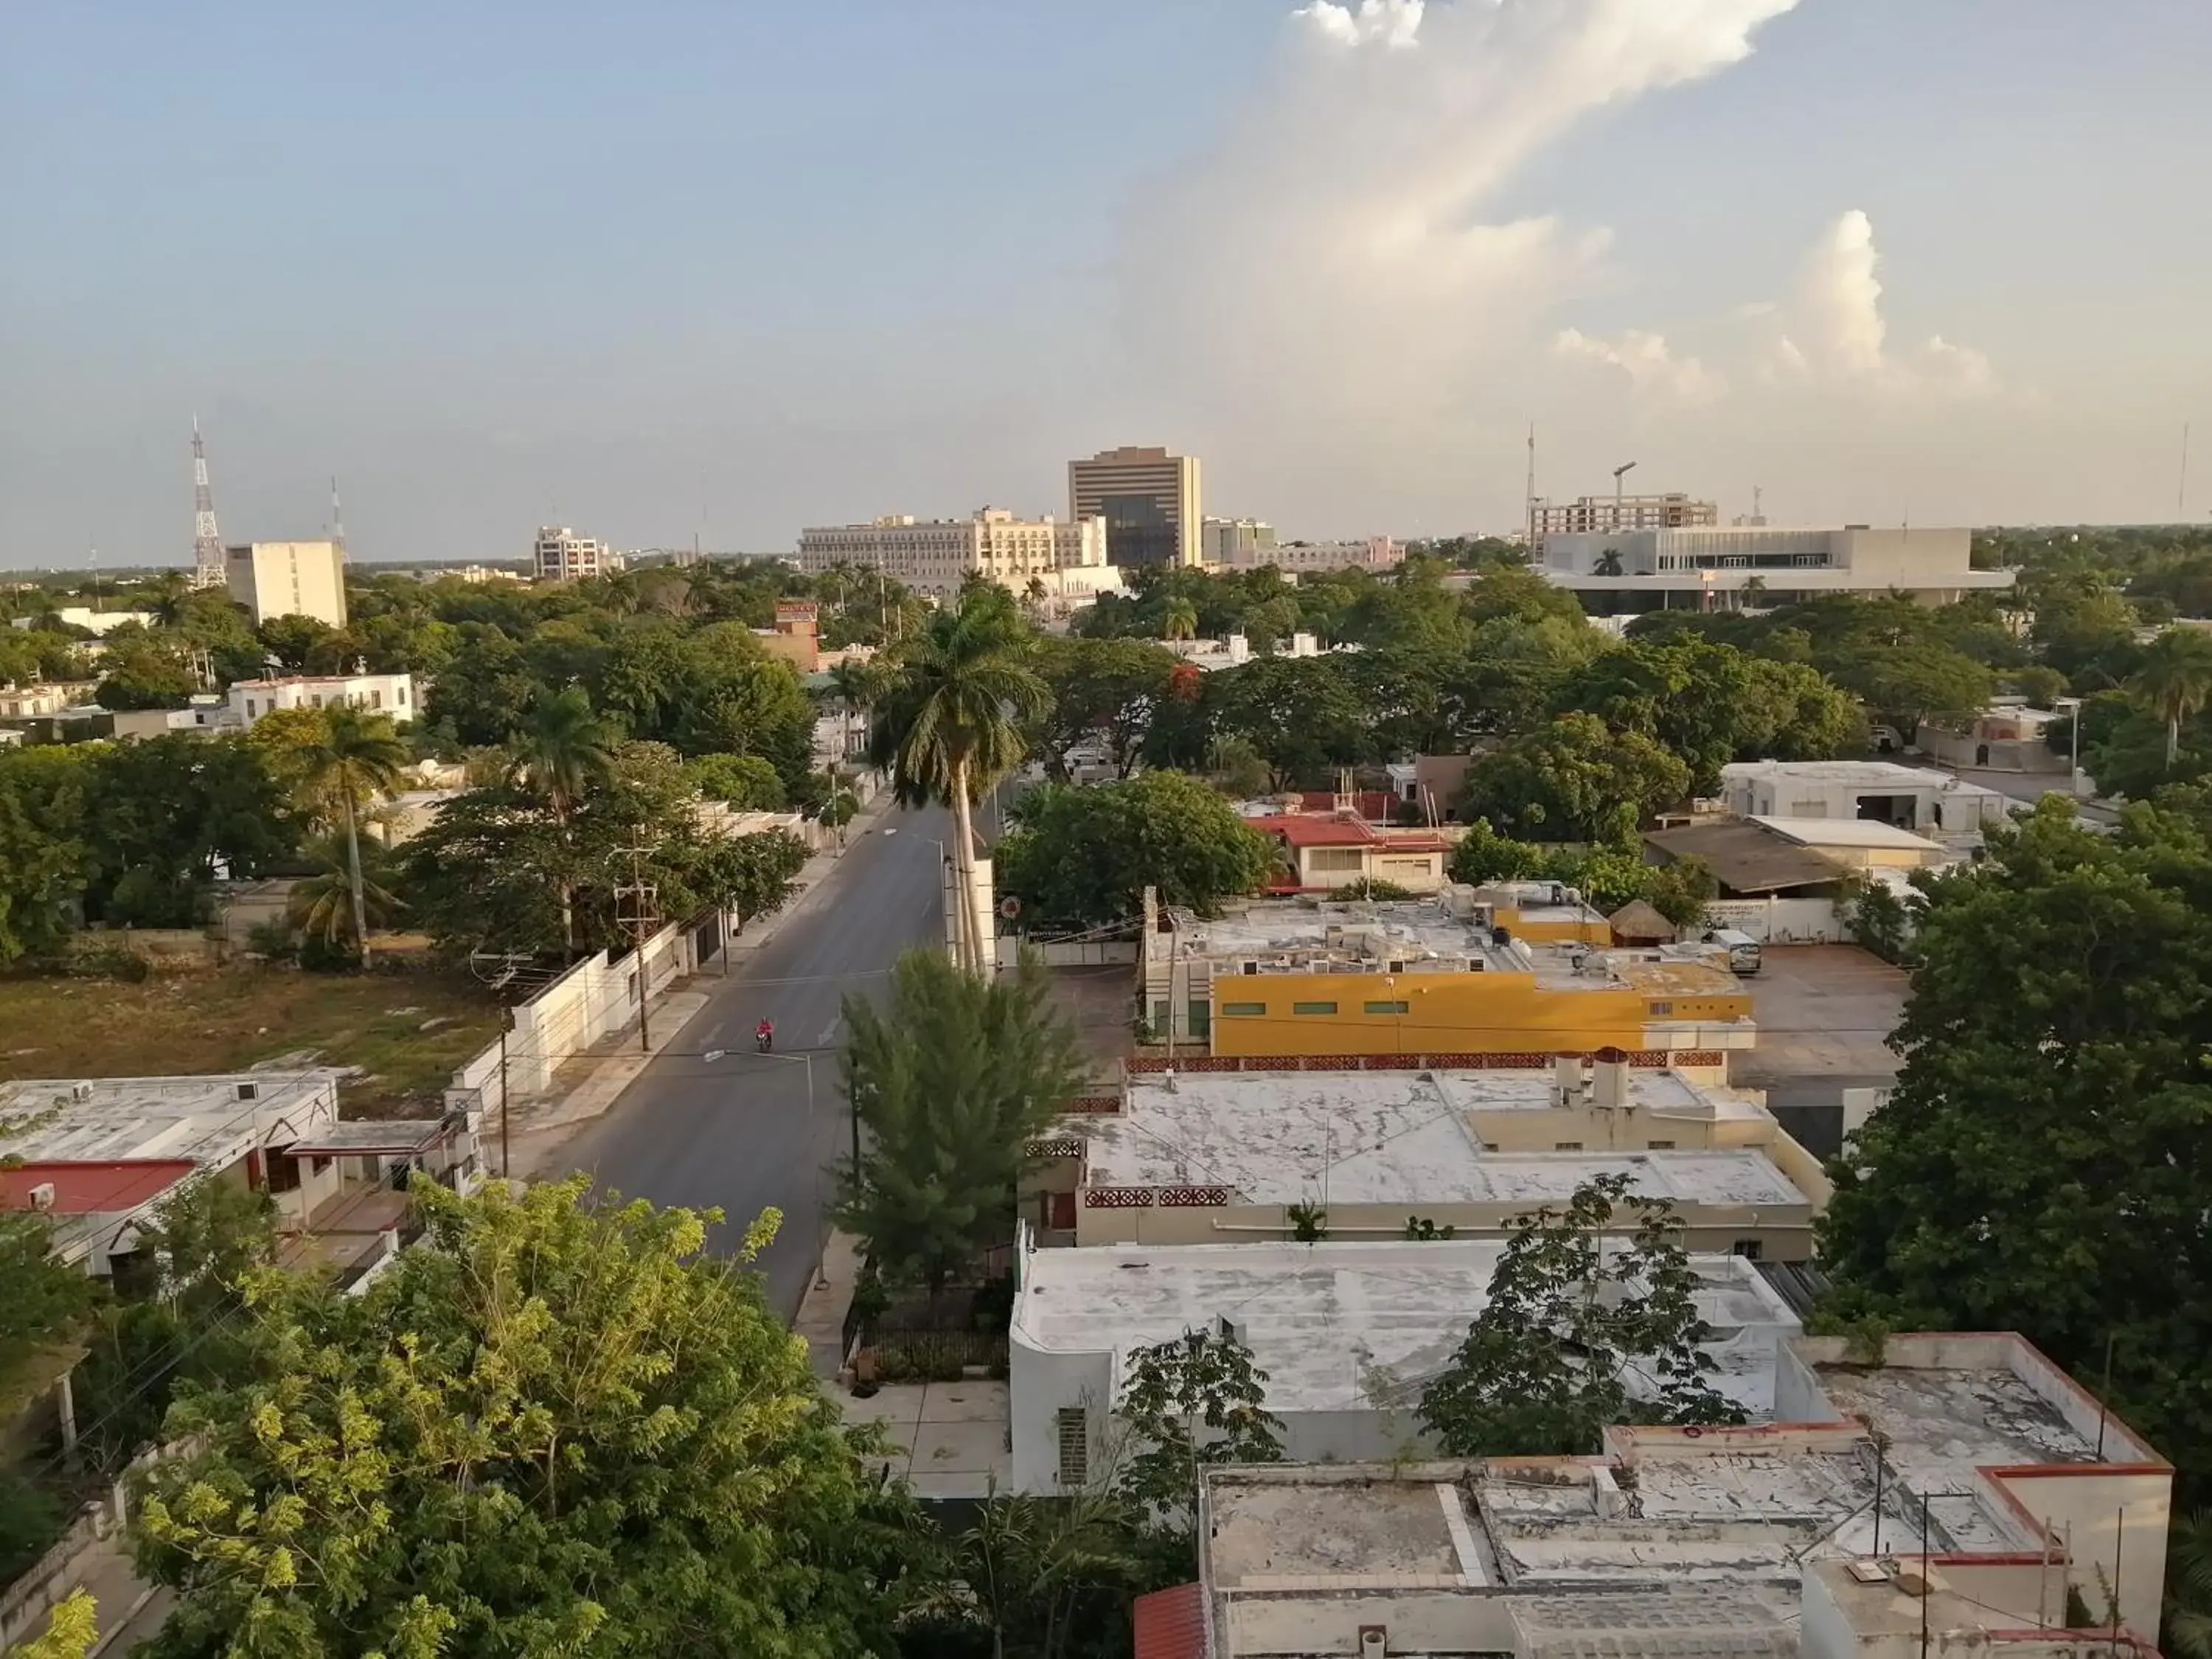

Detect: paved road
561,804,952,1319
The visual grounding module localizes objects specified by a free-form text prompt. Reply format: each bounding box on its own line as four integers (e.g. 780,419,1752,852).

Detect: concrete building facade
1542,524,2016,611
1919,703,2073,774
1217,536,1405,575
532,526,622,583
1068,445,1202,568
1180,1331,2172,1659
226,671,417,728
1201,518,1276,563
1721,759,2013,835
224,540,348,629
1531,491,1719,536
1140,888,1754,1064
796,509,1110,599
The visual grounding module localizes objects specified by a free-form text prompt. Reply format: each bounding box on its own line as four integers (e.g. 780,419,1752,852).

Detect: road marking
817,1017,843,1047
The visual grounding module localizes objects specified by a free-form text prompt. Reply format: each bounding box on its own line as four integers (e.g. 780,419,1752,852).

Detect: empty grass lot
0,968,505,1117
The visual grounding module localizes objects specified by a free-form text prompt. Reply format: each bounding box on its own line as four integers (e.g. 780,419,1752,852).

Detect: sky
2,0,2208,568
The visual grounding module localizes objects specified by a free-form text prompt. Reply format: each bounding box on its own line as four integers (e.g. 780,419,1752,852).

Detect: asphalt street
560,804,953,1319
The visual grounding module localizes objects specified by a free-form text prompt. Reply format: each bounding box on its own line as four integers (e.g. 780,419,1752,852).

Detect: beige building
1532,490,1718,536
1040,1054,1830,1258
796,508,1107,599
1217,535,1405,575
224,540,348,629
1068,445,1202,568
225,671,416,728
1175,1330,2173,1659
532,526,622,583
1201,517,1276,563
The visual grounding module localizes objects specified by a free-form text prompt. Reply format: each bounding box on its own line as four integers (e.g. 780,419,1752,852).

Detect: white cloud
1554,326,1727,404
1768,209,1997,394
1115,0,1804,423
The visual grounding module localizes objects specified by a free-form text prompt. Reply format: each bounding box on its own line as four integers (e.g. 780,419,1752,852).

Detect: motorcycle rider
755,1017,774,1052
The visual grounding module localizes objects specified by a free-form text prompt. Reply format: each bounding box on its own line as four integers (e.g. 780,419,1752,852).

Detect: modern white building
1919,703,2073,774
1216,536,1405,576
1201,518,1276,563
224,540,349,629
1721,759,2013,835
1542,524,2015,611
532,526,622,583
10,608,156,638
1176,1330,2173,1659
795,508,1110,599
226,670,417,728
1006,1228,1800,1493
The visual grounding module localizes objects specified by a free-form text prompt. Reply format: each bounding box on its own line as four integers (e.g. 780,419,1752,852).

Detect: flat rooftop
1014,1239,1798,1416
1751,815,1947,851
1083,1070,1805,1209
1722,759,2006,792
0,1072,338,1165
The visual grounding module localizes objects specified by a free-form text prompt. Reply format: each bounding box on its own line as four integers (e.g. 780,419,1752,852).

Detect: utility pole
615,845,661,1054
1612,460,1638,529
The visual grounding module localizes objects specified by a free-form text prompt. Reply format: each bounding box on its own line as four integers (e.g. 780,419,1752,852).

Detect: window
1649,1001,1673,1017
1647,1139,1675,1150
1732,1239,1764,1261
265,1154,302,1194
1152,1001,1170,1031
1554,1141,1584,1151
1363,1000,1410,1015
1310,848,1366,872
1291,1001,1338,1016
1056,1407,1089,1486
1220,1001,1266,1018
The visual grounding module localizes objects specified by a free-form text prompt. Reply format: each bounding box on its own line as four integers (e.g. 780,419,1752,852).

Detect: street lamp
1612,461,1638,526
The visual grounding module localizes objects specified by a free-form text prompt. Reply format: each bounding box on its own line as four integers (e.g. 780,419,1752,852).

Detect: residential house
1720,759,2011,837
226,671,417,729
1245,811,1451,895
1919,703,2073,774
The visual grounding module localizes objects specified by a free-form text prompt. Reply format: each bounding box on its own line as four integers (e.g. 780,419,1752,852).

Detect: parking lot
1736,945,1910,1093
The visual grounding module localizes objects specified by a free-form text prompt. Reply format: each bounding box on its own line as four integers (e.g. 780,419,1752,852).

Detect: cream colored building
226,671,416,728
796,508,1107,599
1217,535,1404,574
532,526,622,582
1201,517,1276,563
1532,490,1718,535
1068,445,1201,568
224,540,347,629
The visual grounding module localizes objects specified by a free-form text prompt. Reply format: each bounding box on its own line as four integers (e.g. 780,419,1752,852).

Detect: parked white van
1703,928,1762,975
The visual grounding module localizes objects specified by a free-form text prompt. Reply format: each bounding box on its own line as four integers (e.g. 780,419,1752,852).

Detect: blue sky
3,0,2208,568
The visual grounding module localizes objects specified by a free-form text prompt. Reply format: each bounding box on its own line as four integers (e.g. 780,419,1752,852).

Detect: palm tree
1023,574,1050,622
866,586,1046,973
287,833,403,952
293,706,409,964
827,658,883,764
1593,548,1625,578
2166,1512,2212,1659
2132,628,2212,768
1161,597,1200,642
507,687,619,955
144,572,192,630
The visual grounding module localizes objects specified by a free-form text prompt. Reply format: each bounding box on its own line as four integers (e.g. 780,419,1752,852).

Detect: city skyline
2,0,2208,568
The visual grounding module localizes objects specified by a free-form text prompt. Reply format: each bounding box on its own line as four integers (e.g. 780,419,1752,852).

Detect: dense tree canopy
1459,713,1691,842
132,1178,922,1659
1818,792,2212,1503
995,771,1276,928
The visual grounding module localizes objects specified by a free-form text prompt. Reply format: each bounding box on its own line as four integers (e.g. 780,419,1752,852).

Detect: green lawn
0,968,506,1118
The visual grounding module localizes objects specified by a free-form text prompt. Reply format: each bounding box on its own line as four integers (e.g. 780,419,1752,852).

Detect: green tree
285,832,404,958
692,827,810,944
81,734,299,925
866,587,1046,973
508,686,619,954
834,950,1085,1303
908,1489,1152,1659
2132,627,2212,768
290,705,408,964
1816,792,2212,1504
7,1592,95,1659
1459,713,1690,841
93,634,198,710
1418,1173,1746,1456
994,773,1275,928
1160,597,1199,642
1032,637,1179,779
0,757,89,963
0,1210,91,1400
685,751,787,809
130,1179,922,1659
1203,655,1368,788
1444,818,1546,887
1114,1326,1285,1526
257,613,335,672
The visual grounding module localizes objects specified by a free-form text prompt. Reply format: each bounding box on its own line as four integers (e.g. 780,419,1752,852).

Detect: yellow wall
1494,905,1613,946
1211,971,1679,1057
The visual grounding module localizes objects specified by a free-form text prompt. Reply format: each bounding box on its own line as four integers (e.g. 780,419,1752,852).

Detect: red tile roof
1133,1583,1207,1659
0,1160,198,1215
1249,813,1381,847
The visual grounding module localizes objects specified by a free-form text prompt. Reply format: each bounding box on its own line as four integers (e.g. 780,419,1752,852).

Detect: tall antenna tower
1524,422,1537,546
330,476,347,564
190,417,227,588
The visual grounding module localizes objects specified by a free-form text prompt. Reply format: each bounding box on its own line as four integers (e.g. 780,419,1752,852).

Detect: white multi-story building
1217,535,1404,575
532,526,622,583
1542,524,2015,612
796,508,1109,599
226,670,417,728
224,541,348,629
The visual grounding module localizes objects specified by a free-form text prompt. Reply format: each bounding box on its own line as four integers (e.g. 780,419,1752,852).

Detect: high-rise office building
1068,446,1202,568
223,541,348,630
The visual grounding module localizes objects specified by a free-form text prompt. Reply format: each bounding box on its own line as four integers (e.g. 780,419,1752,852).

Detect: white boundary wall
1700,897,1846,944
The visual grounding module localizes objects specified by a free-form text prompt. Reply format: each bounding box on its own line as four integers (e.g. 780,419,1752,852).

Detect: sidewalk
503,798,895,1180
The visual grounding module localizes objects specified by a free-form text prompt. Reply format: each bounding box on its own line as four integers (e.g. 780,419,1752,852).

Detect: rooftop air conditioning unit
28,1182,56,1211
71,1081,94,1102
234,1082,260,1102
1241,959,1260,975
1387,960,1405,974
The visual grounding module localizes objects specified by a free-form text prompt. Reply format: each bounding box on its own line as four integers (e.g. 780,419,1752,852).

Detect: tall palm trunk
949,754,981,974
342,792,372,965
554,794,578,956
2169,711,2183,768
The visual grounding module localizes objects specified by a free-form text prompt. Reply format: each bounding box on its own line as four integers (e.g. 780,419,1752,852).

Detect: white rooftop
0,1071,340,1166
1083,1069,1806,1210
1750,815,1948,851
1722,758,2006,793
1012,1237,1799,1417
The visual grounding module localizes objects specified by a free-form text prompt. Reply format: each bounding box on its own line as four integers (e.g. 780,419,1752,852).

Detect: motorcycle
755,1027,773,1054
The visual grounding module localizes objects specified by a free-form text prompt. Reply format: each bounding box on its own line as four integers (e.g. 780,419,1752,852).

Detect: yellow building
1141,887,1753,1067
